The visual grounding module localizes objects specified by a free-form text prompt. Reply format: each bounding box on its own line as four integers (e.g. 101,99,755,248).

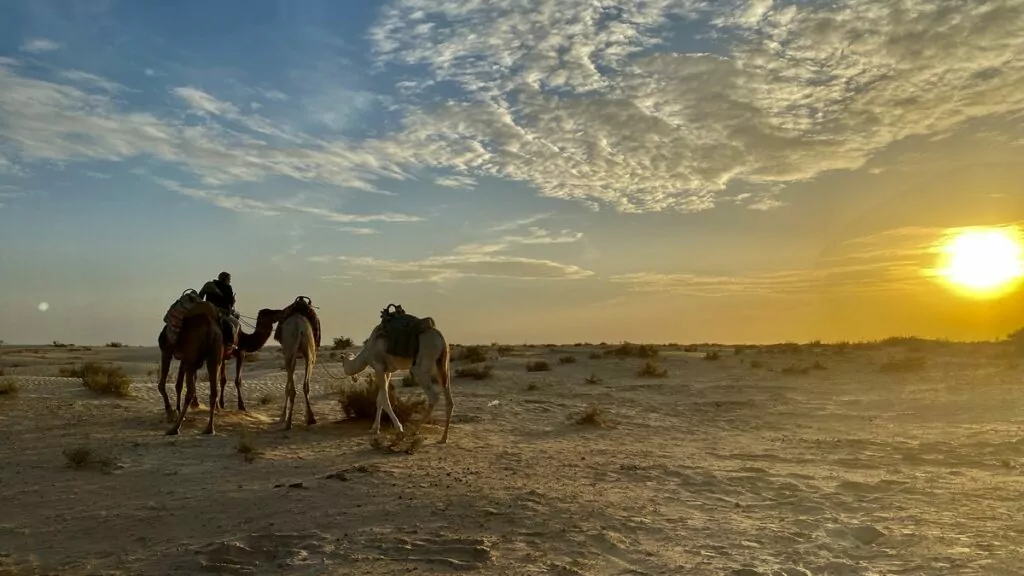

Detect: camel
273,310,318,430
338,304,454,444
158,307,280,418
216,308,282,412
156,301,224,435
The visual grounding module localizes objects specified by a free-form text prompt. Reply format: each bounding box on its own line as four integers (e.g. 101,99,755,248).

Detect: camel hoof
165,428,180,436
237,404,247,413
202,426,214,435
307,416,317,426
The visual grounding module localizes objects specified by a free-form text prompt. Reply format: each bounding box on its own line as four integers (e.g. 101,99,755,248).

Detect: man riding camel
199,271,241,348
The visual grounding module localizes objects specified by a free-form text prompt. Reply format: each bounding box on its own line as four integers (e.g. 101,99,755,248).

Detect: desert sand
2,340,1024,575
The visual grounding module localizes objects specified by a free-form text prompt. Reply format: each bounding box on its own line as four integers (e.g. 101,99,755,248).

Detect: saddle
376,303,435,361
163,289,201,346
273,296,322,348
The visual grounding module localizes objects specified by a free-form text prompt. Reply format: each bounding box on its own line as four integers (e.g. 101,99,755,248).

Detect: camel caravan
157,272,454,444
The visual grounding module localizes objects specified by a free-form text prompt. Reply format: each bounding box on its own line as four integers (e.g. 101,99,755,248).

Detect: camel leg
283,353,297,430
436,347,454,444
372,368,403,434
303,349,317,426
174,363,186,412
234,351,246,412
157,349,177,423
167,364,197,435
411,361,439,424
203,357,219,435
218,355,228,410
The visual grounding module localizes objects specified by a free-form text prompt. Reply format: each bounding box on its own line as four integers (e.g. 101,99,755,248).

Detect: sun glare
936,227,1024,298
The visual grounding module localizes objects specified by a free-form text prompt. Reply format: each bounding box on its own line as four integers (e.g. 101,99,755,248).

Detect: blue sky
2,0,1024,345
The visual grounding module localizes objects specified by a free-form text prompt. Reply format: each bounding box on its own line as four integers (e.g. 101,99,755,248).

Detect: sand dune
2,341,1024,575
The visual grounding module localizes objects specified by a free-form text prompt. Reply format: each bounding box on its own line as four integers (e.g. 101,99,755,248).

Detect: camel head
255,308,283,326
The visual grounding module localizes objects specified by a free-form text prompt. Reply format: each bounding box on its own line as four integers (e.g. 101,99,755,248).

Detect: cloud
58,70,128,94
454,226,583,254
316,253,594,283
434,174,477,189
366,0,1024,212
19,38,61,53
487,213,551,232
611,222,1024,297
152,178,421,224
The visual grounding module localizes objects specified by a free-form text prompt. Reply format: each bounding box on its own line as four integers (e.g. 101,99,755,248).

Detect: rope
317,360,350,381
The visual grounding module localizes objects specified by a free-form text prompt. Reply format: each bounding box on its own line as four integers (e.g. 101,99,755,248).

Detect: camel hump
378,306,435,359
182,300,219,324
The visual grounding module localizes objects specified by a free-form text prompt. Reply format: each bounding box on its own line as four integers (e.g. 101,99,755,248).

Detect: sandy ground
2,341,1024,575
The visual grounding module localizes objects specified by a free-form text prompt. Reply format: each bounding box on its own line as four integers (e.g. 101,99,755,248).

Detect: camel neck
238,322,274,351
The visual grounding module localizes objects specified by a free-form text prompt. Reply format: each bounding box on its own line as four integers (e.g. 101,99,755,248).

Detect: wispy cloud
315,253,594,283
434,175,477,189
19,38,61,53
454,226,583,255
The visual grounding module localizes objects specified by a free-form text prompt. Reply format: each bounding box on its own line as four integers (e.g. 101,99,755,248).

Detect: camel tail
436,342,451,390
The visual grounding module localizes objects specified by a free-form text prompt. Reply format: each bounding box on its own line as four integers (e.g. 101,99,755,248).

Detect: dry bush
637,360,668,378
332,336,354,350
749,359,765,369
339,375,426,426
244,352,261,363
588,351,604,359
703,351,721,361
812,360,828,370
455,364,493,380
236,433,258,464
0,377,19,397
258,393,273,405
558,355,577,364
105,341,125,348
525,382,540,391
584,373,602,384
575,405,610,427
67,362,131,396
526,360,551,372
879,354,928,373
62,446,116,473
371,425,425,455
607,342,658,359
496,345,514,357
458,345,488,364
781,364,810,376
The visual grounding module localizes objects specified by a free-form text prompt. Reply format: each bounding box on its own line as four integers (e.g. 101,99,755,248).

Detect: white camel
274,312,318,430
339,319,454,444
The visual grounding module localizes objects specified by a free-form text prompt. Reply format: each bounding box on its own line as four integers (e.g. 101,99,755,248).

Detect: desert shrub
526,360,551,372
455,364,493,380
733,346,746,355
781,364,810,376
258,393,273,405
371,427,425,454
637,360,668,378
236,433,258,464
339,375,426,426
584,373,602,384
750,359,764,369
703,351,721,361
575,405,609,427
812,360,827,370
332,336,354,350
52,341,68,348
525,383,540,391
0,367,5,377
558,355,577,364
105,342,125,348
589,352,604,359
879,354,928,373
62,446,116,472
244,352,260,363
70,362,131,396
607,342,658,359
458,345,488,364
496,345,514,357
0,377,19,397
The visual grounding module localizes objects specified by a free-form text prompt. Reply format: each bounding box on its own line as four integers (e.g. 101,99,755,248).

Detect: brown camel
216,308,282,412
157,301,224,435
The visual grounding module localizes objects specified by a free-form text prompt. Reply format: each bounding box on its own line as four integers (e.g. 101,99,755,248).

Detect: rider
199,271,240,346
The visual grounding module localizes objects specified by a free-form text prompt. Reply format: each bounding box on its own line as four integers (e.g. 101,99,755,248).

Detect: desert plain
1,339,1024,575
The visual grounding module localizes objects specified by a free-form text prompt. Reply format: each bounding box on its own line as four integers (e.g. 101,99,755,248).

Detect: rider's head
217,271,231,284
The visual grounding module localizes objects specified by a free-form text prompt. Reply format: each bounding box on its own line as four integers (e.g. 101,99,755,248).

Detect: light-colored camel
339,321,454,443
273,312,318,430
156,301,224,435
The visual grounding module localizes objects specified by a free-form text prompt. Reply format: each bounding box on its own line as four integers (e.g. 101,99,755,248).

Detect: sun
935,227,1024,298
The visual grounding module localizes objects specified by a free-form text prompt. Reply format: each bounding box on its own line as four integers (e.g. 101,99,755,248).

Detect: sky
2,0,1024,346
